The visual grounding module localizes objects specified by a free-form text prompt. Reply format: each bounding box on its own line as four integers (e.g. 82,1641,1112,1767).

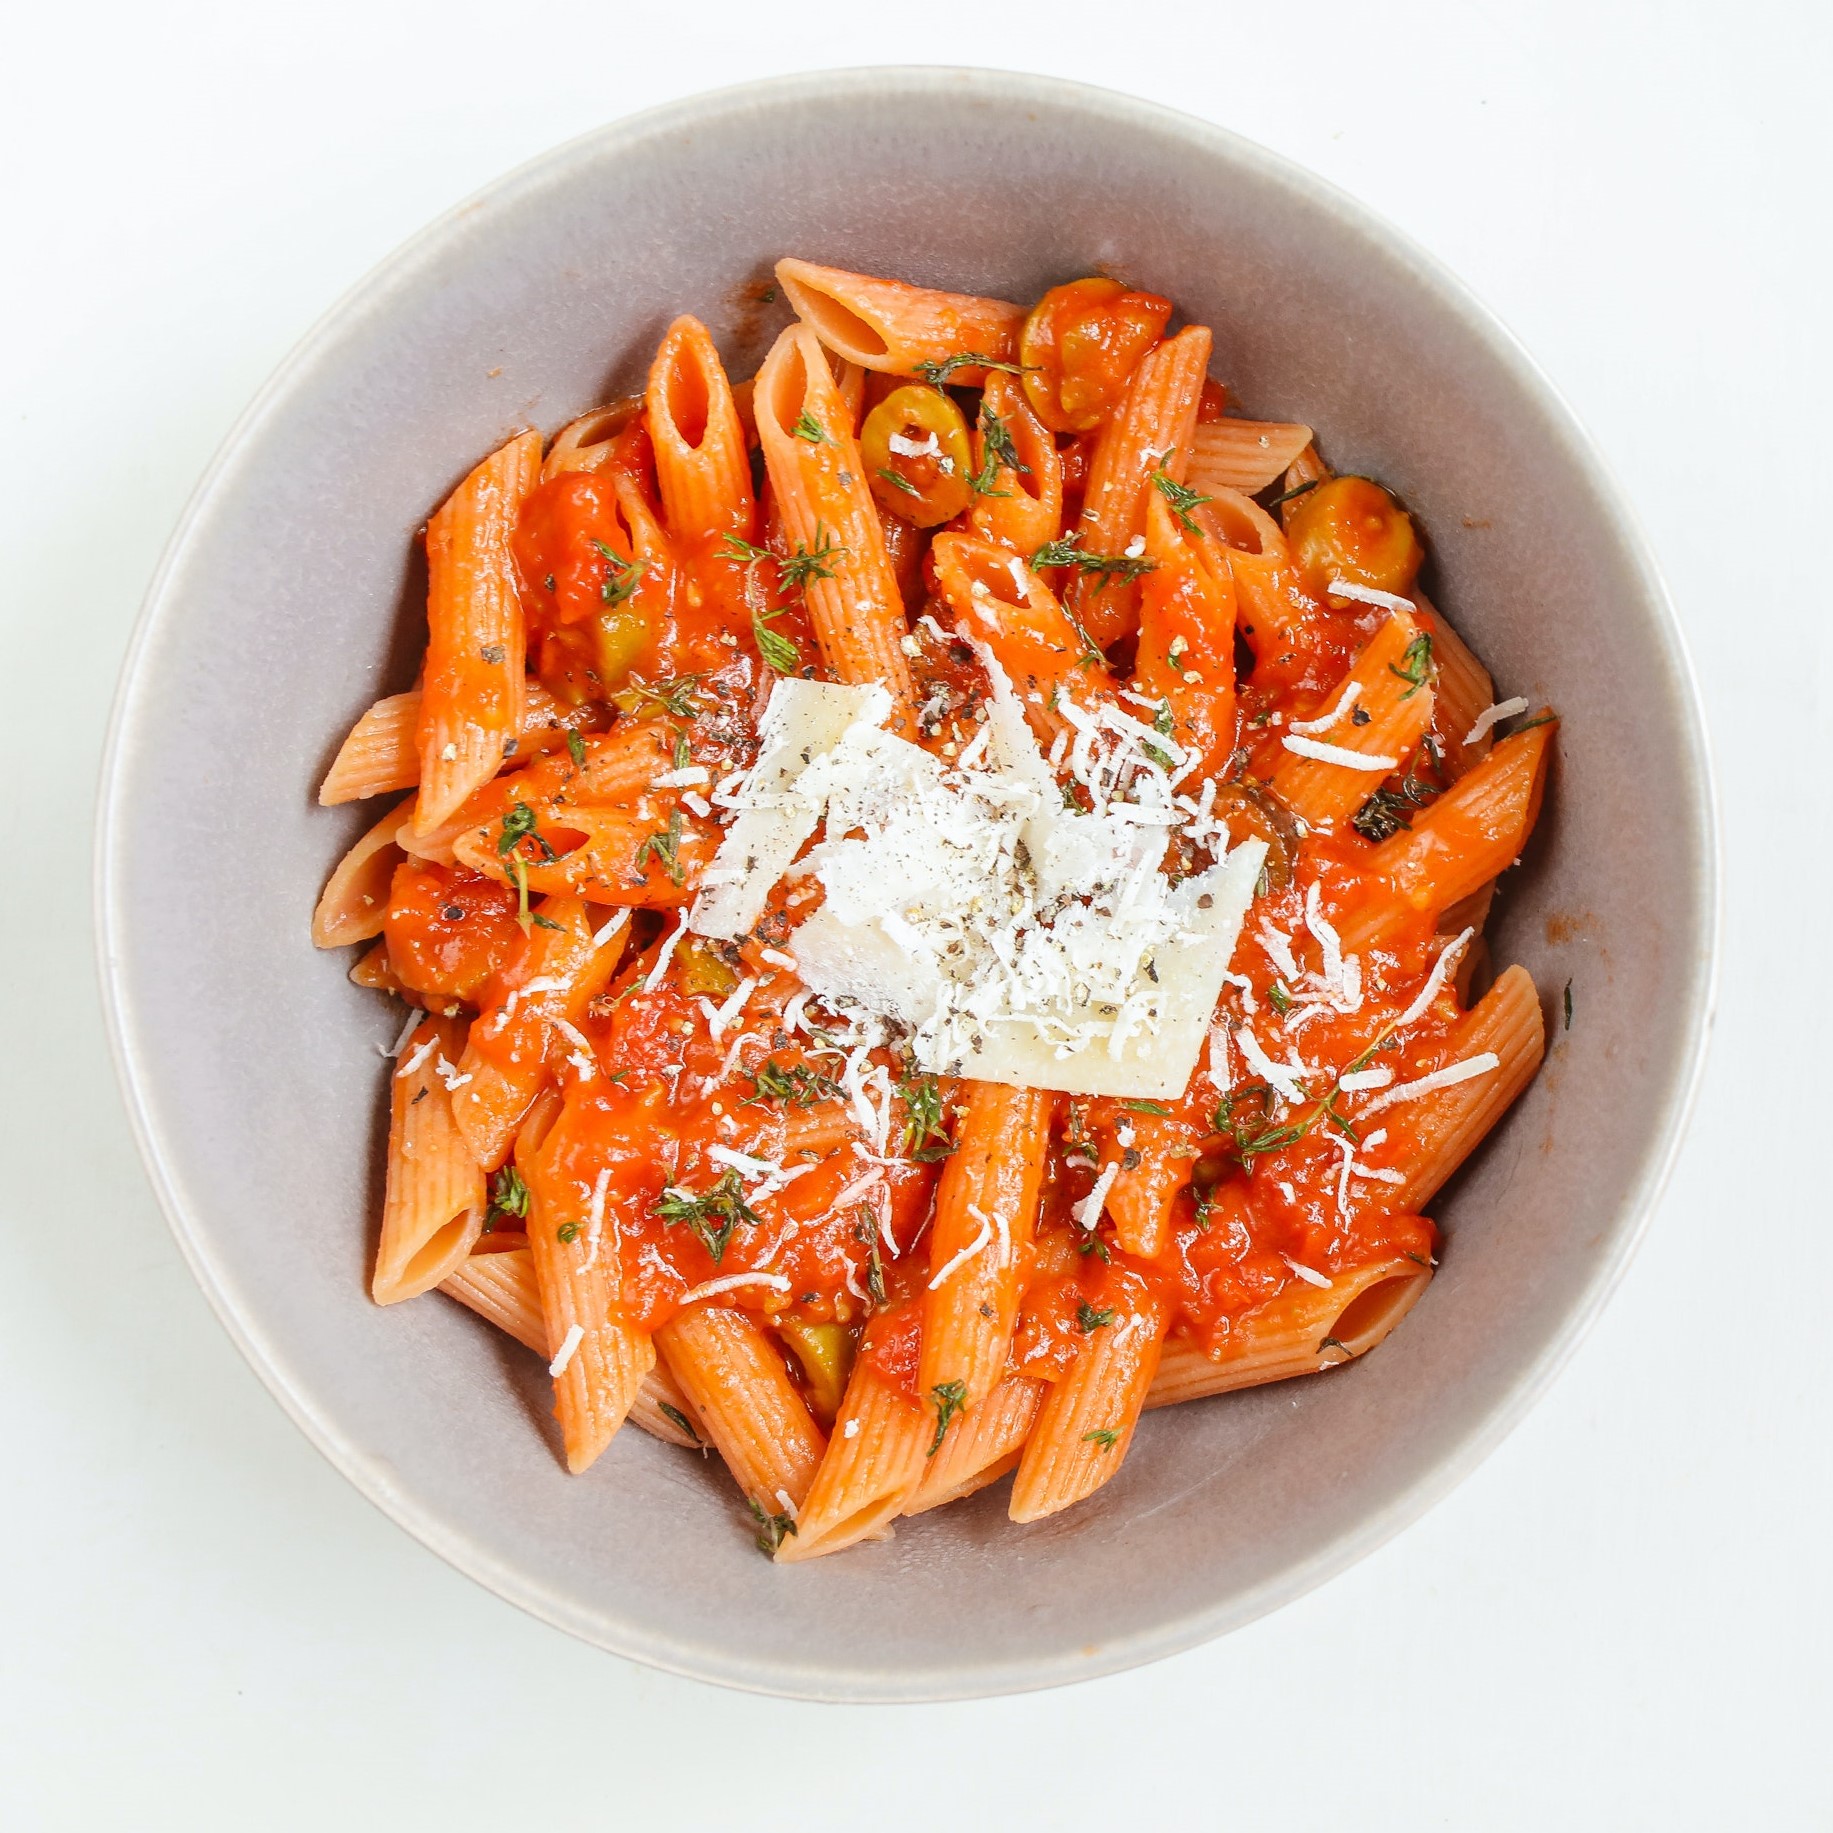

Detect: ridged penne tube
1389,964,1545,1211
646,316,755,543
374,1013,486,1305
1270,608,1436,829
318,682,583,806
451,898,627,1169
1133,491,1239,783
918,1083,1053,1409
967,371,1062,554
1412,588,1496,778
1009,1283,1168,1523
775,1358,931,1561
1068,324,1212,647
753,323,918,728
656,1302,828,1520
903,1375,1044,1516
312,795,412,947
1145,1256,1432,1406
1100,1109,1194,1261
931,531,1115,746
1340,722,1556,953
827,352,866,431
438,1245,708,1448
540,397,642,481
775,258,1025,381
414,430,542,834
1208,488,1327,654
524,1120,655,1475
1187,418,1315,494
441,1243,545,1351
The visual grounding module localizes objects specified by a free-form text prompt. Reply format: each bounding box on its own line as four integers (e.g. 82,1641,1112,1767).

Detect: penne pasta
776,258,1025,380
1270,607,1437,829
752,323,918,729
646,315,755,545
918,1082,1054,1409
373,1012,486,1305
903,1375,1044,1515
1009,1279,1168,1523
312,795,413,947
1389,964,1545,1211
1339,721,1556,952
413,430,542,835
320,262,1558,1561
1068,324,1212,647
656,1303,828,1531
1187,417,1315,495
1146,1256,1432,1406
775,1352,930,1561
450,896,627,1170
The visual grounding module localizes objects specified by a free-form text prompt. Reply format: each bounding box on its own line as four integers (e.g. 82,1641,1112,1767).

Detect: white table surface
5,3,1826,1825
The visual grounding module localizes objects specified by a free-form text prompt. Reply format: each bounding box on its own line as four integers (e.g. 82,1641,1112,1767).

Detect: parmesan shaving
1462,697,1529,746
1326,577,1415,613
548,1323,585,1377
679,1271,791,1304
1361,1050,1501,1114
1280,735,1400,771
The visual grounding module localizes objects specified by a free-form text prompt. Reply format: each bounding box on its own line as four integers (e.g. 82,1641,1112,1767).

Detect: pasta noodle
313,261,1558,1558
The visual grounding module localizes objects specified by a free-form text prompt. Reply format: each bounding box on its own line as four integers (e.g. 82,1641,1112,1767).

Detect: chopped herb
619,675,703,719
749,1059,842,1107
791,409,830,445
478,643,505,665
659,1402,701,1444
753,603,800,674
759,284,777,304
1319,1335,1349,1355
748,1496,797,1553
497,800,556,862
1508,711,1559,735
653,1169,764,1263
927,1379,968,1456
1083,1428,1121,1450
488,1165,530,1221
1149,461,1213,533
965,449,1010,498
556,1221,580,1244
1350,744,1446,843
1076,1301,1116,1333
978,401,1029,477
865,1227,886,1307
912,351,1029,386
1077,1233,1112,1263
875,465,921,497
1405,1251,1431,1267
1387,632,1435,699
1563,980,1573,1030
1031,530,1157,588
1263,476,1321,510
899,1074,956,1161
1124,1099,1171,1116
777,525,845,594
565,729,587,768
634,809,686,886
672,729,691,770
592,539,645,609
1267,980,1295,1015
720,533,772,566
530,911,562,931
1142,699,1179,771
1214,1084,1317,1160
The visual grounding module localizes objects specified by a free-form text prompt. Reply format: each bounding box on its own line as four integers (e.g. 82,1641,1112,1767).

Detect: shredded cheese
548,1323,585,1377
1361,1051,1501,1114
1463,697,1529,746
1280,735,1400,771
679,1271,791,1304
1326,577,1415,613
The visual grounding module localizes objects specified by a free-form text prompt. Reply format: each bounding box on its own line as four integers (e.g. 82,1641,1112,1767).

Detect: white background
3,3,1827,1826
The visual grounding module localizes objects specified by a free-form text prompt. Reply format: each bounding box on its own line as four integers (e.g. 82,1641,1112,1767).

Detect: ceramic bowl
97,68,1716,1699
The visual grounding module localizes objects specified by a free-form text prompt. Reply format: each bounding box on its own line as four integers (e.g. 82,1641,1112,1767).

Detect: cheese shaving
548,1323,585,1377
1280,735,1400,771
1361,1050,1501,1114
1462,697,1529,746
1326,577,1415,612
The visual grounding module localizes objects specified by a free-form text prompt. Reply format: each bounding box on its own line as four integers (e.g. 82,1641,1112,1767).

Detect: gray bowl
96,68,1717,1700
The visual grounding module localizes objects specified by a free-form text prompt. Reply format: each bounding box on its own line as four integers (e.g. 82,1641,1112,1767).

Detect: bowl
96,67,1717,1700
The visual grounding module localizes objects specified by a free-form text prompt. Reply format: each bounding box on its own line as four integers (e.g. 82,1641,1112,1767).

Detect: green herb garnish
899,1074,956,1162
591,539,645,610
1387,632,1434,699
776,525,845,594
497,800,555,862
1076,1302,1116,1333
748,1496,798,1553
659,1402,701,1444
876,466,921,497
753,604,800,674
927,1379,968,1456
791,410,830,445
1124,1099,1171,1116
749,1059,843,1107
488,1165,530,1222
1149,460,1213,533
912,351,1028,386
1083,1428,1121,1450
653,1168,764,1264
565,729,587,768
1262,477,1321,510
634,808,686,885
556,1221,580,1244
1031,530,1157,588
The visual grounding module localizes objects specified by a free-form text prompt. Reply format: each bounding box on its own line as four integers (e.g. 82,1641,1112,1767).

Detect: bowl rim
93,64,1721,1701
